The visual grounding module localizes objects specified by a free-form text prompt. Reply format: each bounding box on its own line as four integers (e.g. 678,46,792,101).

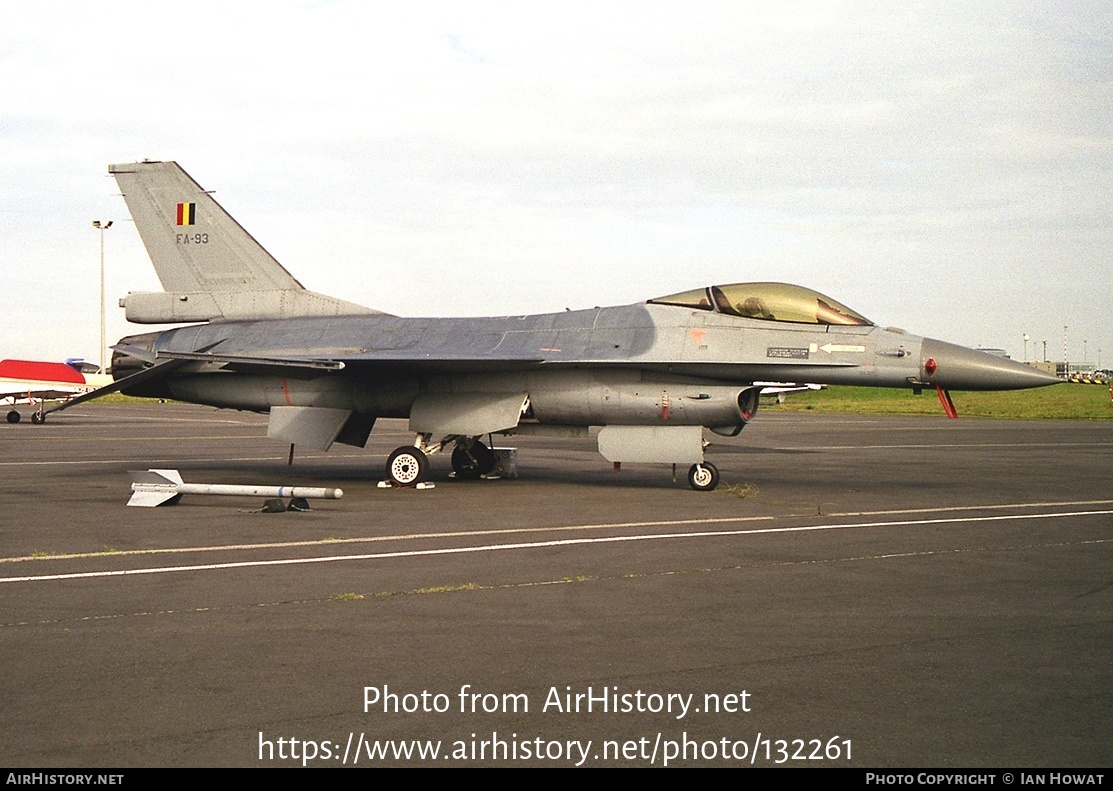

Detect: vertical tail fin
110,161,381,323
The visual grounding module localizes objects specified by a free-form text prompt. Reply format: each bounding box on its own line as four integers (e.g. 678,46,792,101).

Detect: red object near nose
924,357,937,375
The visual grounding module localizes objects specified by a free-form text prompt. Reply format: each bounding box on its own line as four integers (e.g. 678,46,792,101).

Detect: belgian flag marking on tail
176,202,196,226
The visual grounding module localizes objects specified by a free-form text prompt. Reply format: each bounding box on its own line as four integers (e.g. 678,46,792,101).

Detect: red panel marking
282,378,292,406
0,360,85,384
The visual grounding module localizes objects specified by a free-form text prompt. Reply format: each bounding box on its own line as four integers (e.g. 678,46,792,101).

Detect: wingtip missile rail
127,469,343,508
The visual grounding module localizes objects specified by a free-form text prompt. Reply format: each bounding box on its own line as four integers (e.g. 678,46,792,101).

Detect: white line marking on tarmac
0,453,364,468
828,499,1113,517
10,537,1113,630
768,443,1112,451
2,509,1110,584
3,499,1111,565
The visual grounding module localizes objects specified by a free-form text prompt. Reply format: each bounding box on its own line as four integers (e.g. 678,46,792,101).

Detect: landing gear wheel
688,462,719,492
386,446,429,487
451,441,496,480
30,412,45,425
6,410,19,424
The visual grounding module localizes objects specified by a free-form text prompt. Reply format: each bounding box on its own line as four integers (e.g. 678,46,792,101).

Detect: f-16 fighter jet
47,162,1058,490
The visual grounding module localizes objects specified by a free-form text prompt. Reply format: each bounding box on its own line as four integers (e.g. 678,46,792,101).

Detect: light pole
92,220,113,374
1063,325,1068,377
1022,333,1029,363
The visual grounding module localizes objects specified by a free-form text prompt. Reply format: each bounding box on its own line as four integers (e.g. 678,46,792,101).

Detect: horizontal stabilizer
121,289,378,324
42,357,192,416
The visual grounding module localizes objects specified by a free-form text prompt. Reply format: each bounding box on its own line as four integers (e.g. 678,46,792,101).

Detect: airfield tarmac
1,402,1110,767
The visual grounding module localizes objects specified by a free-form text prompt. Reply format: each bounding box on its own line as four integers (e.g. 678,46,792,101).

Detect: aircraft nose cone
921,339,1061,391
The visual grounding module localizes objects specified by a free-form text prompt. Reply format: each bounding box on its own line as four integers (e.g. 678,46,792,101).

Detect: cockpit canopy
648,282,873,327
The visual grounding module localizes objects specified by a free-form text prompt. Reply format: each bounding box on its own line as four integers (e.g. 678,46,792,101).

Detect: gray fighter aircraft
48,161,1059,490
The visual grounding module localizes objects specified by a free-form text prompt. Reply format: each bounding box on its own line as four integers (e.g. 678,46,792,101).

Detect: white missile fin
147,469,184,485
127,490,180,507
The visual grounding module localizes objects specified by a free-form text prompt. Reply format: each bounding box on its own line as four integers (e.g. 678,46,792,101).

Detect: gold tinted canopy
648,282,873,326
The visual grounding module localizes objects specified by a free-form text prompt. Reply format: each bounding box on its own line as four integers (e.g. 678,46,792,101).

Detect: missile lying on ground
128,469,343,508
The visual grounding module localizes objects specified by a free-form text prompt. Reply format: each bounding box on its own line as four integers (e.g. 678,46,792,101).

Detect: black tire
386,446,429,486
30,412,45,425
6,410,19,424
687,462,719,492
451,441,496,480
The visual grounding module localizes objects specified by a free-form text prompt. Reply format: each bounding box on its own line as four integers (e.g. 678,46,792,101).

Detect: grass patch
721,482,760,499
769,383,1111,420
332,592,365,601
93,394,164,404
410,583,480,595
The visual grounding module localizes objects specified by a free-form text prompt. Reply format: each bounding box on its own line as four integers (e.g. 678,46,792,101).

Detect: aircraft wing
1,359,96,405
153,350,347,379
151,346,853,384
154,349,547,377
1,388,86,402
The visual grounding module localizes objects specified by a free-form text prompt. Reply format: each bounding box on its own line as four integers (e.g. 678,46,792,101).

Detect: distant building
1037,361,1098,378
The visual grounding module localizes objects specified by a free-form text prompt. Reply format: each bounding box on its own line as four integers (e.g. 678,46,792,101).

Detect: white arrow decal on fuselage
820,343,866,354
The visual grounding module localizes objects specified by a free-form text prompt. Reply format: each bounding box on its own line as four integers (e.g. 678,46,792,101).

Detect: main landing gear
4,410,47,425
385,436,499,487
450,440,496,480
382,431,718,491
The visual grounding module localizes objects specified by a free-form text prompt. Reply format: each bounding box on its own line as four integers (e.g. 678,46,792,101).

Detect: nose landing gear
386,446,429,487
687,462,720,491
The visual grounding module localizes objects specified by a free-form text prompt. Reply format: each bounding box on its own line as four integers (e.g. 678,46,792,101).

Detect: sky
1,0,1109,368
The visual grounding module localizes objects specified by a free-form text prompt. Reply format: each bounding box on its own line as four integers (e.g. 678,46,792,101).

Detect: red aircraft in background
1,359,113,423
